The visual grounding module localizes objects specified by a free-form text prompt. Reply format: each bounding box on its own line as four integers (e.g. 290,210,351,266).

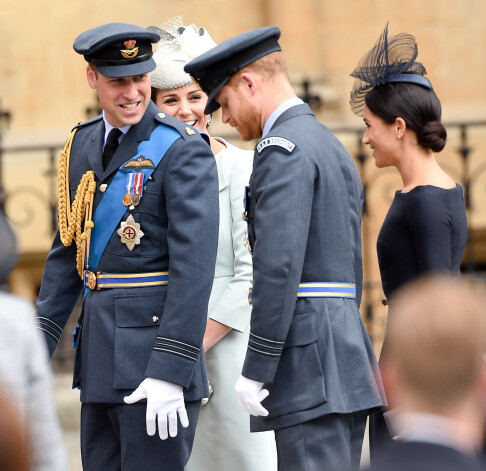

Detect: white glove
124,377,188,440
235,375,270,417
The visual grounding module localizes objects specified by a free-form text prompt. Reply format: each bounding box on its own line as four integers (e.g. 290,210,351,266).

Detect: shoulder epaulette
71,114,103,132
154,111,206,142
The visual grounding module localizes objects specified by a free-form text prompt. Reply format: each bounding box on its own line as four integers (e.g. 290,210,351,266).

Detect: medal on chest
117,214,144,251
122,172,144,210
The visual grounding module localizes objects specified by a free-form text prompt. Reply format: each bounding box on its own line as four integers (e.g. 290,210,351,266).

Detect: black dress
377,184,467,301
370,183,468,461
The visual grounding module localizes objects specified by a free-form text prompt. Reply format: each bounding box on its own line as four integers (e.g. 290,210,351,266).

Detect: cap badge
121,39,139,59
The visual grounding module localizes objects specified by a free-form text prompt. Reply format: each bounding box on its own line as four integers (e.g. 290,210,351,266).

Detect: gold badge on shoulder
117,214,144,251
185,126,195,135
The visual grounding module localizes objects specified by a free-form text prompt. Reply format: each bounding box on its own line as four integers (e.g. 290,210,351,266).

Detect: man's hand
235,375,269,416
124,377,188,440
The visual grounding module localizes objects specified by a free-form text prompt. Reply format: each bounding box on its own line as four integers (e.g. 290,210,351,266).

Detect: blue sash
84,124,180,297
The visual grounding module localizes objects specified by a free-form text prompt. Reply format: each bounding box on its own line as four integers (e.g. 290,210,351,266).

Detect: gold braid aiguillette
57,129,97,277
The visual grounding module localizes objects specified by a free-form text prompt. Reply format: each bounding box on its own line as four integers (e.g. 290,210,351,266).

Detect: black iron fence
333,119,486,343
1,119,485,351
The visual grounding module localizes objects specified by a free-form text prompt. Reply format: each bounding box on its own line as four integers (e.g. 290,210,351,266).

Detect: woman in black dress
349,23,468,461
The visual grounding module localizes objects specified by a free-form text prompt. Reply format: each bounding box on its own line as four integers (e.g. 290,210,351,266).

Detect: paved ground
53,372,370,471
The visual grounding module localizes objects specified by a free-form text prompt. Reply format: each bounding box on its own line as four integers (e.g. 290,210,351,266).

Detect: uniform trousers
274,411,368,471
81,400,200,471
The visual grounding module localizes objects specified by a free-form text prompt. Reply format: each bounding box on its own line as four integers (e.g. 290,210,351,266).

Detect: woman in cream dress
148,18,277,471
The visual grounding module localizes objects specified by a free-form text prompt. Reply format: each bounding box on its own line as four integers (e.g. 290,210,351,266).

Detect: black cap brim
204,77,230,114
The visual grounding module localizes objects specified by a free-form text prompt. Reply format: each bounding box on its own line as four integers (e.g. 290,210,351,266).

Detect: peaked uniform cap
184,26,281,114
73,22,160,78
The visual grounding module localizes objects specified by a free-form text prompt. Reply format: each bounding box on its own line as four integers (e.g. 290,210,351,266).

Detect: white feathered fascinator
147,16,217,91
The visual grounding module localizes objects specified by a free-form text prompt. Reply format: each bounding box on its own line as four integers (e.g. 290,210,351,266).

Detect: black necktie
102,128,122,170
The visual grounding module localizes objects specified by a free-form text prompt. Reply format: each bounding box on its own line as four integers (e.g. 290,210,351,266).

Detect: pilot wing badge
256,137,295,154
123,156,155,169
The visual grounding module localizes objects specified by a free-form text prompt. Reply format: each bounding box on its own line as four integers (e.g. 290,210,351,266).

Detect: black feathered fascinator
349,23,433,116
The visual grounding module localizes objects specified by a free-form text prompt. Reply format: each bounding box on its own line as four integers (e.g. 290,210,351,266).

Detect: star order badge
117,214,144,251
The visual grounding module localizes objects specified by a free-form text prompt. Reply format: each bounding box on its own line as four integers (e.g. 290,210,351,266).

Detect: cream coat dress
186,138,277,470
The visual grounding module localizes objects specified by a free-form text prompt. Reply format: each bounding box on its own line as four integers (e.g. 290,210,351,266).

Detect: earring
397,134,401,140
207,115,212,126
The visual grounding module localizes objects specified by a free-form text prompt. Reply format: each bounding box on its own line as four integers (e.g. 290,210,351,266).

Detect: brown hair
227,50,289,88
151,86,158,103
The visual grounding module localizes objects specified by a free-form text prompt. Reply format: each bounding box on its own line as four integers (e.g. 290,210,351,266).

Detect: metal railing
333,120,486,343
1,119,485,350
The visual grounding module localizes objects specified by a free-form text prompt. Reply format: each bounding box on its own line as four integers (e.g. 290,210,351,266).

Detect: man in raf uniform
36,23,219,470
185,26,386,471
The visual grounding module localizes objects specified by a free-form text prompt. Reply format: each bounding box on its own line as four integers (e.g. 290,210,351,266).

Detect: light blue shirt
103,111,130,146
261,97,304,138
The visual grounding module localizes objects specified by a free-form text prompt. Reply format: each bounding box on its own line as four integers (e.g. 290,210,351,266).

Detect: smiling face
154,83,209,133
362,104,401,168
87,65,151,127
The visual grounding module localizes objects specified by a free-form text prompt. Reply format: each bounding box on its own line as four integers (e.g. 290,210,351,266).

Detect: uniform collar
262,97,304,138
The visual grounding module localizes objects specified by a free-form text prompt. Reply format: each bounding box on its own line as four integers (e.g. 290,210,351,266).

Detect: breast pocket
104,189,164,258
113,291,166,389
265,309,327,417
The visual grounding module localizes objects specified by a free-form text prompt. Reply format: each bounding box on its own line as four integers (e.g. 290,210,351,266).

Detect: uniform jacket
363,440,484,471
186,138,276,470
242,103,385,431
36,101,219,404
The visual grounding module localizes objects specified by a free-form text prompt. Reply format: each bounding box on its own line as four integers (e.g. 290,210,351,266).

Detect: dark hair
151,86,159,103
365,82,447,152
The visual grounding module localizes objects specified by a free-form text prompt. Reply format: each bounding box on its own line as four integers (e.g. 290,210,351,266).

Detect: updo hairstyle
365,82,447,153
